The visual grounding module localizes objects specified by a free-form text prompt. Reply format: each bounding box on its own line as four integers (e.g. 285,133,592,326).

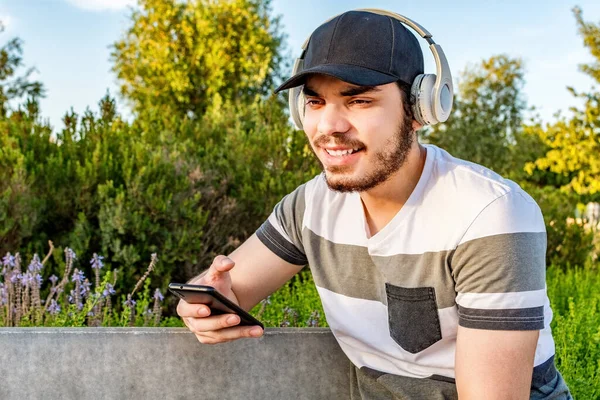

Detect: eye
350,99,371,105
305,98,323,107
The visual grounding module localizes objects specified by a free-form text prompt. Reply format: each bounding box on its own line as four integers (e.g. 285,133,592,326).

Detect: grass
547,265,600,399
250,268,326,328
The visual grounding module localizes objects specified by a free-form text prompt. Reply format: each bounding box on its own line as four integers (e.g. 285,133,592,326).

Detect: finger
185,313,242,333
196,325,264,344
177,301,211,318
194,333,235,345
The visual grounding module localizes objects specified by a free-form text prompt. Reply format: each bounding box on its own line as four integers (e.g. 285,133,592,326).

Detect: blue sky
1,0,599,131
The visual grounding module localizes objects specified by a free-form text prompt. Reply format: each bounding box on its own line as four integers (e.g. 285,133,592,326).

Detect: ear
412,119,423,132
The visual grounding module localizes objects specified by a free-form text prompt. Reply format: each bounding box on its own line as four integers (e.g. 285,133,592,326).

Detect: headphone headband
289,9,454,129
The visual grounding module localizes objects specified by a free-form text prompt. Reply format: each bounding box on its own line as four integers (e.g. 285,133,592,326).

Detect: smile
324,148,362,157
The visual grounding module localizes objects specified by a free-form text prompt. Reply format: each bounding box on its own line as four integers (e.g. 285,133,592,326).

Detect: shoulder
277,173,323,210
428,144,513,200
423,145,545,244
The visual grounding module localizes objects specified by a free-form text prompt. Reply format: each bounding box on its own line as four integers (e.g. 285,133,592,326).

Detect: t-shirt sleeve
255,183,308,266
452,189,547,331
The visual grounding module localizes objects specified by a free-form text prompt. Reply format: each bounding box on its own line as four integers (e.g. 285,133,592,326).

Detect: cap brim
274,64,399,93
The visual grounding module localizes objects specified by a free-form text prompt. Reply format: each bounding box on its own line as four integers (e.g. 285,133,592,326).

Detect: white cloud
65,0,137,12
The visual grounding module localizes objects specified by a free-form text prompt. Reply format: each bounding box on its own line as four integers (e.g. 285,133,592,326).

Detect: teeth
325,148,360,157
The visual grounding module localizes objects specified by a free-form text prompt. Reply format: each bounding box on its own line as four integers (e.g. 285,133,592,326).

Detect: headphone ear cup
297,89,306,127
410,74,438,126
288,85,304,130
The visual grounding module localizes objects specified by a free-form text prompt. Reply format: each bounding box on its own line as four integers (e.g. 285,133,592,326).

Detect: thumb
212,256,235,274
204,256,235,287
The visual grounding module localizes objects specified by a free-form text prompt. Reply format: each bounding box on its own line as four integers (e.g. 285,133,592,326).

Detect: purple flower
90,253,104,270
306,311,320,327
0,284,6,306
280,307,297,328
23,272,38,286
67,289,83,309
49,275,59,285
10,272,22,284
34,274,42,286
48,300,61,315
71,270,85,284
21,272,32,287
80,280,91,297
123,298,136,308
102,283,116,297
27,254,43,273
153,289,164,301
2,253,15,267
66,248,77,260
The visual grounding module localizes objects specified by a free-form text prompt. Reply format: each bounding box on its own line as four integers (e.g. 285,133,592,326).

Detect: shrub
522,183,596,268
251,269,326,328
0,93,320,311
547,265,600,399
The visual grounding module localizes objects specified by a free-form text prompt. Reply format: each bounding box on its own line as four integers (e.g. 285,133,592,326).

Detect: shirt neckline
358,144,436,244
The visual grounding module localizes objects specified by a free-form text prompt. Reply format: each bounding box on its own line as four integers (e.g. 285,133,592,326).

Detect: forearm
186,234,304,311
227,234,304,311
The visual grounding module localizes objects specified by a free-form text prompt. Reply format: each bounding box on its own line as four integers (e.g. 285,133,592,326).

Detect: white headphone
288,8,454,130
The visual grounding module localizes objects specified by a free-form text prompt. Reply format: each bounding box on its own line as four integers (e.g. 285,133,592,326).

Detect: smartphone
168,283,264,329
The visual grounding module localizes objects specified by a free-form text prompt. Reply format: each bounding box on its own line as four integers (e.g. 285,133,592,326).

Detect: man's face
302,74,415,193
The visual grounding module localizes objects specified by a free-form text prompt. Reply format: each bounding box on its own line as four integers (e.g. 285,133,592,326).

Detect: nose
316,104,351,136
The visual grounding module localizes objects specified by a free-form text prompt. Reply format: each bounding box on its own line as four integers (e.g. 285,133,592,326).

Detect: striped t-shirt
256,144,564,397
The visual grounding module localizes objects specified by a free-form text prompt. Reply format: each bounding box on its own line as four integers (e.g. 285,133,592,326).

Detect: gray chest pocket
385,283,443,354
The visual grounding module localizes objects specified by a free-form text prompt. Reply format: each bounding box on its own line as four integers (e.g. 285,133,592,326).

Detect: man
177,10,571,399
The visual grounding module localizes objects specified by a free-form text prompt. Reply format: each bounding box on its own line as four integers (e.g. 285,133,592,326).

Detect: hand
176,255,264,344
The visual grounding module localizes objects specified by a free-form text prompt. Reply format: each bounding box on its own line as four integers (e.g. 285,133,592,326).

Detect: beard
313,114,415,193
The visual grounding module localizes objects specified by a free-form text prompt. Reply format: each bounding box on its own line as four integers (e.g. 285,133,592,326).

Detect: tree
524,7,600,198
111,0,286,120
422,54,529,176
0,23,48,252
0,22,45,117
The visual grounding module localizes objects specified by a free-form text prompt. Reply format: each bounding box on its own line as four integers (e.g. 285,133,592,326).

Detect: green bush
250,268,326,327
0,94,319,310
522,183,596,268
547,265,600,399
